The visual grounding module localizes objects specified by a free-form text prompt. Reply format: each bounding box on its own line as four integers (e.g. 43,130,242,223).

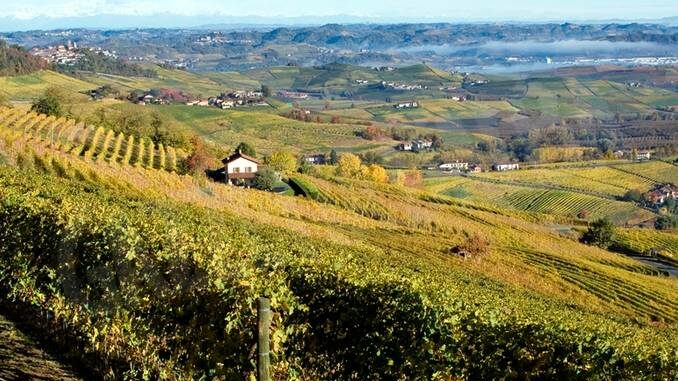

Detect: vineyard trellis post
257,297,271,381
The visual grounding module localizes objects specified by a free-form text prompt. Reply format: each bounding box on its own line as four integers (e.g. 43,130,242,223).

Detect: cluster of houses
277,90,310,99
438,161,483,173
394,101,419,109
381,81,426,91
187,91,268,109
396,139,433,152
436,161,519,173
31,42,117,65
612,150,652,161
134,93,171,106
645,184,678,205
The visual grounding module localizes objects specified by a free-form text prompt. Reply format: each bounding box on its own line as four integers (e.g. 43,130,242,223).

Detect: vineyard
0,107,676,378
424,174,655,224
475,165,667,198
0,107,184,172
615,228,678,264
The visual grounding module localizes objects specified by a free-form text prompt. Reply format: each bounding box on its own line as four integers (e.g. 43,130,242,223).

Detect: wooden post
257,297,271,381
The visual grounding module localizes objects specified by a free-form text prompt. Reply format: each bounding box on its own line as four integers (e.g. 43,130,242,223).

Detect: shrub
580,218,615,248
254,167,279,190
450,233,489,258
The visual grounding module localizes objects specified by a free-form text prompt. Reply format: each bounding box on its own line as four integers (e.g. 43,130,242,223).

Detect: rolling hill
0,107,675,379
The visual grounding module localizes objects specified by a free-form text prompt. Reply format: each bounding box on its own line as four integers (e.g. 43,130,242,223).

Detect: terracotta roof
222,150,260,165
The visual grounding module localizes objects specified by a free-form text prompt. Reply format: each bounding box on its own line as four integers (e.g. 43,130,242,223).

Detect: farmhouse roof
222,150,260,165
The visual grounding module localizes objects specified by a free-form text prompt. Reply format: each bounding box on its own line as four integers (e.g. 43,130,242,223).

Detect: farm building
492,163,520,171
221,150,259,185
304,154,327,165
636,151,651,160
397,142,414,151
469,164,483,173
394,101,419,109
439,162,469,171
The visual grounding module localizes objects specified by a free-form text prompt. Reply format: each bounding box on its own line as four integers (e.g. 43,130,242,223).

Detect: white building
636,151,651,160
492,163,520,171
222,151,259,185
439,162,469,171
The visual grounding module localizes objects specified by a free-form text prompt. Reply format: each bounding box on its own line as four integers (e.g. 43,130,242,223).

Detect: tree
31,90,63,117
655,215,677,230
261,85,271,98
364,164,389,183
265,150,297,173
580,218,615,249
596,138,614,155
397,169,423,187
359,151,384,165
622,189,643,203
336,153,363,178
329,149,339,165
253,167,279,191
184,136,210,176
528,125,573,147
235,142,256,157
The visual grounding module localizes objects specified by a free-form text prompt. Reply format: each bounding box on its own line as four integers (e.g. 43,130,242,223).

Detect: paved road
0,314,82,381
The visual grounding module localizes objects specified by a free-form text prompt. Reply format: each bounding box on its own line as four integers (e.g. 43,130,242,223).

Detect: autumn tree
336,153,363,178
184,136,210,176
266,150,297,173
364,164,389,183
397,169,423,187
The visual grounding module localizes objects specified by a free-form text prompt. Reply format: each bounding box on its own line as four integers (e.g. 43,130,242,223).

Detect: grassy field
0,71,96,101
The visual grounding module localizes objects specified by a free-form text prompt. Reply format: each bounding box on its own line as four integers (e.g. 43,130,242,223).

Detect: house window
233,167,240,173
245,167,252,173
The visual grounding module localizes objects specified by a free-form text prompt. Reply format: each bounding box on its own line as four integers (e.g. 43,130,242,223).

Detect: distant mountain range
0,14,677,32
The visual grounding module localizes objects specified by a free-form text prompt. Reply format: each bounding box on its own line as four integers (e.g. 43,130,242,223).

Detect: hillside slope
0,108,676,379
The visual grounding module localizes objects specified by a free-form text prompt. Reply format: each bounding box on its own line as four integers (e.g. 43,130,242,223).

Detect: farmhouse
394,101,419,109
221,150,259,185
277,90,309,99
439,161,468,171
492,163,520,171
636,151,651,160
397,142,414,151
412,140,432,151
469,164,483,173
304,154,327,165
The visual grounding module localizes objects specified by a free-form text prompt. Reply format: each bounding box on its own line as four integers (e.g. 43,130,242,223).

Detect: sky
0,0,676,29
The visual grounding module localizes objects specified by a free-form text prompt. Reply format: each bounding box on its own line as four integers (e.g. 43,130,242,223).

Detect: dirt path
0,314,83,381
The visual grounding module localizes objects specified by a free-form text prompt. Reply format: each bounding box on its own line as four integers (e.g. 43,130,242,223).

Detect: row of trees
0,39,49,76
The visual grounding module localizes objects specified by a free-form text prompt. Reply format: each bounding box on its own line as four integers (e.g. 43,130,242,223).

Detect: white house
636,151,651,160
439,162,468,171
397,142,414,151
492,163,520,171
394,101,419,109
412,140,432,151
222,151,259,185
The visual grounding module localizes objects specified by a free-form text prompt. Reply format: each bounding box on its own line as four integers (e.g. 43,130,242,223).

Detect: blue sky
0,0,676,23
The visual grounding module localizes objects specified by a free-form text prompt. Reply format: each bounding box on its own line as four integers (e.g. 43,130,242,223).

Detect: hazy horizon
0,0,676,32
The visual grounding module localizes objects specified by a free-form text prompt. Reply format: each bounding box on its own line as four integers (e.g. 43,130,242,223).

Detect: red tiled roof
222,150,260,165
